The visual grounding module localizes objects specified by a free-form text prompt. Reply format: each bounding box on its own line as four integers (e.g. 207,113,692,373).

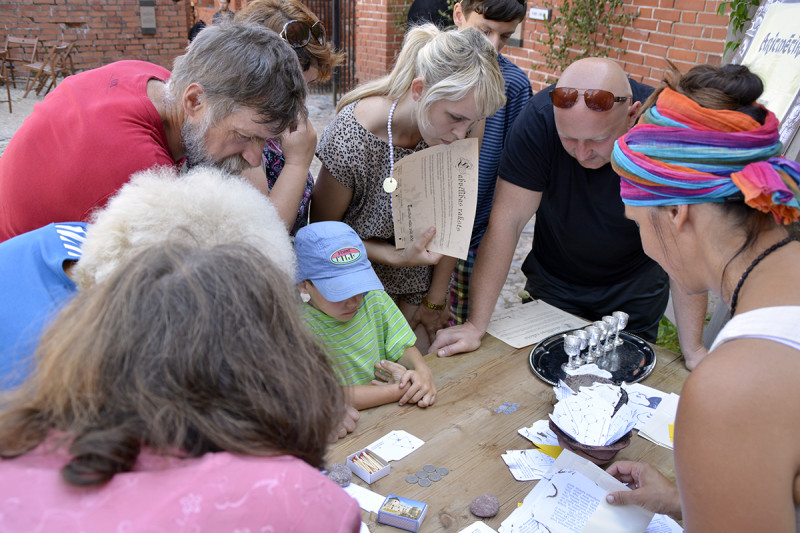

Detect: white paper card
457,521,498,533
502,449,556,481
487,300,590,349
518,419,559,446
638,393,679,450
344,482,385,514
622,382,669,431
366,430,424,461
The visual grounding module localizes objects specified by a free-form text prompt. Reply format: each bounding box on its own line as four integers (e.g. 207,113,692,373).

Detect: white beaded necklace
382,98,401,193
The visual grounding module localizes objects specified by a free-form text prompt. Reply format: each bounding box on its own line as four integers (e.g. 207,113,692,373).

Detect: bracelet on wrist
422,295,445,310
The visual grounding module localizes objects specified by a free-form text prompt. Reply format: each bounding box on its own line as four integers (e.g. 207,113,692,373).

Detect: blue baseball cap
294,221,384,302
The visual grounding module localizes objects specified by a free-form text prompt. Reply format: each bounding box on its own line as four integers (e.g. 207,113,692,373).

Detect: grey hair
337,24,506,129
167,22,308,131
73,165,296,289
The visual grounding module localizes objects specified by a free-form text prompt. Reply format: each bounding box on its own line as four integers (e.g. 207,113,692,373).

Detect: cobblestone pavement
0,86,45,156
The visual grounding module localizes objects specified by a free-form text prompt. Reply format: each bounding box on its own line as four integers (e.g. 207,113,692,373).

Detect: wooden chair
21,41,76,98
2,36,40,89
0,50,11,113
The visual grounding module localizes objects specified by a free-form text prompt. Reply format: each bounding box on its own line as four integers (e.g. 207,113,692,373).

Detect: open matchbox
346,448,390,484
377,494,428,532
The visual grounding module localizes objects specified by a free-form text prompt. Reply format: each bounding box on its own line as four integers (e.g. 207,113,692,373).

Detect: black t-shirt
499,80,656,287
406,0,451,28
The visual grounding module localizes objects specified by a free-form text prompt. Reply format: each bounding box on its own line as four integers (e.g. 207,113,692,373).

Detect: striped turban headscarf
611,87,800,225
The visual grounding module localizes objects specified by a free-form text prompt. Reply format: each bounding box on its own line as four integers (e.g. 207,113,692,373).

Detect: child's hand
398,362,436,408
372,360,409,385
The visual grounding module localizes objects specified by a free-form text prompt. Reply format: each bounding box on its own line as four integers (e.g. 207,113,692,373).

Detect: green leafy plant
391,0,415,32
717,0,760,54
656,317,681,354
440,0,458,26
537,0,637,80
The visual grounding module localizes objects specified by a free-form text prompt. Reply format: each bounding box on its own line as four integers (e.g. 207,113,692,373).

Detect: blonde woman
312,24,506,352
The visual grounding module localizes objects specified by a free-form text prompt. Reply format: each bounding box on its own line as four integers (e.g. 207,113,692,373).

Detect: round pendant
383,177,397,193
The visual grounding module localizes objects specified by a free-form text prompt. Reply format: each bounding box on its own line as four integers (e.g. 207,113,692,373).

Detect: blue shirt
471,54,532,248
0,223,87,389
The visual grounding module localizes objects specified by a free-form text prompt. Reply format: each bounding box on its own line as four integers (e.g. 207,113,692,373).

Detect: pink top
0,444,361,533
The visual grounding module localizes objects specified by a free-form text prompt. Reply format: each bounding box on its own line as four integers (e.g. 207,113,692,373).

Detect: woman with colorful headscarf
605,64,800,532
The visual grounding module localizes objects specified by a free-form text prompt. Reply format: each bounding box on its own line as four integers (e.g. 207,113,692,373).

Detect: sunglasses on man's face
280,20,326,48
549,87,631,112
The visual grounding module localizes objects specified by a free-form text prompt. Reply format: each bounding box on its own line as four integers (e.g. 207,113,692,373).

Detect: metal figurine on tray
531,310,655,386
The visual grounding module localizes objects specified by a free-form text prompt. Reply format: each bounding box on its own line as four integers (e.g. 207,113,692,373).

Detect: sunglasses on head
280,19,326,48
549,87,631,112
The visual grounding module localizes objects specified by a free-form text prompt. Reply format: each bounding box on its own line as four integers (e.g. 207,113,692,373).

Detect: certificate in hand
391,138,479,260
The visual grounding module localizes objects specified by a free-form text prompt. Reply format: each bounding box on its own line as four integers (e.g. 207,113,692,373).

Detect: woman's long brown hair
0,241,344,486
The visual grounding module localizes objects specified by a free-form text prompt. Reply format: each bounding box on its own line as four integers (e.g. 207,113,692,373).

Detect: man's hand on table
605,461,682,521
429,320,484,357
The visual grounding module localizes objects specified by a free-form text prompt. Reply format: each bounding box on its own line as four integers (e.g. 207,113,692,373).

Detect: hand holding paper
605,461,682,521
391,138,479,260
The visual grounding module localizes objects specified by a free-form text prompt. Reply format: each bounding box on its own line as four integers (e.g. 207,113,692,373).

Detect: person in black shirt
432,58,708,365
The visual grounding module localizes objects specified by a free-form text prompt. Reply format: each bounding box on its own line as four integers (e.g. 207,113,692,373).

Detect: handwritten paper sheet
391,138,479,260
487,300,590,349
499,450,655,533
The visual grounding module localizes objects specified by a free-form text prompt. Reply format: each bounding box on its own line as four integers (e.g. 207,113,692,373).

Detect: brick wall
507,0,729,92
352,0,405,83
1,0,730,90
349,0,729,92
0,1,191,72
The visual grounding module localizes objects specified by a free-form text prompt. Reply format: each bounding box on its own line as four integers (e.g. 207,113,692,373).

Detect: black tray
528,330,656,386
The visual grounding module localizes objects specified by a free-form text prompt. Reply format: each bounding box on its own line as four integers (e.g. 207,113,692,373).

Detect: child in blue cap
295,221,436,410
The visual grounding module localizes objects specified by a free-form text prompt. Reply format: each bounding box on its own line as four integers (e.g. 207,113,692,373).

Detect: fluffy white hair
73,165,295,288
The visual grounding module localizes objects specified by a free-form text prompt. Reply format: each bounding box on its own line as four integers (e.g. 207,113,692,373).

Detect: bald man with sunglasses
432,58,709,367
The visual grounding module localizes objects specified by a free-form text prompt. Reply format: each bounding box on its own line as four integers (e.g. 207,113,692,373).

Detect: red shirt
0,61,177,242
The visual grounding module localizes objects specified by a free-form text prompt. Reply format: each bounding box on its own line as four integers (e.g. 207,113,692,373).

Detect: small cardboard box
346,448,390,484
377,494,428,532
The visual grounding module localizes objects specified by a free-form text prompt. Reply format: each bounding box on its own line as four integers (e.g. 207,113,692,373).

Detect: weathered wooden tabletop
327,334,689,532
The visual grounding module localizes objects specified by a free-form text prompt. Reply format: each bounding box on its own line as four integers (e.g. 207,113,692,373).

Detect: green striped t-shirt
302,290,416,386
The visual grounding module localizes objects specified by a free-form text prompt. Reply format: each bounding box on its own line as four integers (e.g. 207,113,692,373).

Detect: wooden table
327,334,690,532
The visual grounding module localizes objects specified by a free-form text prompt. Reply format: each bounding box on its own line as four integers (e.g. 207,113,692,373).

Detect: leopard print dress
316,101,431,305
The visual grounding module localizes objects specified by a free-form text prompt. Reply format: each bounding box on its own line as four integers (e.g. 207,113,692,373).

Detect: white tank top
708,306,800,531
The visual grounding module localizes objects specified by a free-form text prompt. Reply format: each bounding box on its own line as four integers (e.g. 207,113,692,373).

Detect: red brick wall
354,0,405,83
351,0,729,92
0,0,191,72
1,0,730,89
505,0,729,92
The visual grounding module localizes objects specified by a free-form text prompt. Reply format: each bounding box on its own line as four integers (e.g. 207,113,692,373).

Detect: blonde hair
73,165,295,288
337,24,506,129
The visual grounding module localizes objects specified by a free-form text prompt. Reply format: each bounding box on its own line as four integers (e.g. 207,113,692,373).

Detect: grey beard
182,119,253,175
